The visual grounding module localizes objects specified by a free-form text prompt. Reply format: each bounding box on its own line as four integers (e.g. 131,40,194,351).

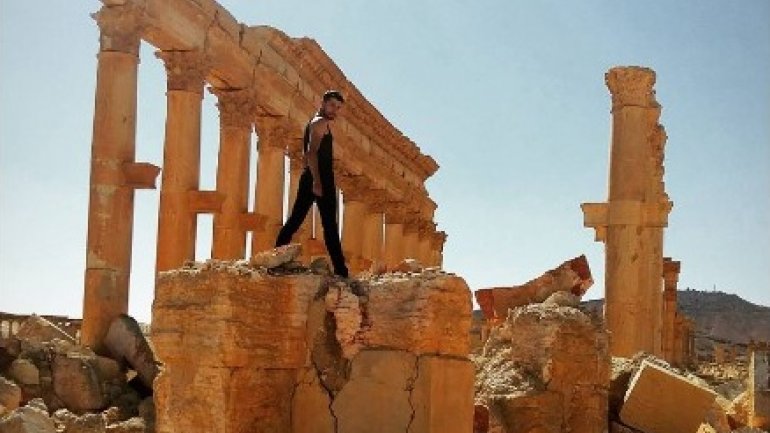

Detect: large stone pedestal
151,259,474,433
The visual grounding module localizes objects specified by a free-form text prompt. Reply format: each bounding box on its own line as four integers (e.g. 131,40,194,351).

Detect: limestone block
0,405,56,433
51,353,109,413
332,349,416,433
620,360,725,433
103,314,158,389
475,302,609,433
250,243,302,269
8,359,39,386
291,368,334,433
410,355,475,433
152,261,323,368
475,255,593,321
14,315,75,346
0,375,22,415
361,271,472,357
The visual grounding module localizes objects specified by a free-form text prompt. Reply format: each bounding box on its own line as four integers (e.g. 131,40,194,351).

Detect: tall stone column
661,257,681,363
210,88,255,259
417,220,435,265
341,189,367,273
155,50,208,272
251,117,288,255
402,220,421,261
384,205,407,268
429,231,448,268
82,4,160,353
361,200,385,270
581,66,673,358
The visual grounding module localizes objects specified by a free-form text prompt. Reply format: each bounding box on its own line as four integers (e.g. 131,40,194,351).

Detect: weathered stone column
251,117,288,255
749,348,770,429
416,220,435,265
661,257,681,363
429,231,448,268
384,205,407,268
361,199,386,270
210,87,255,259
341,189,367,272
581,66,673,358
82,4,160,353
402,217,421,261
154,50,208,273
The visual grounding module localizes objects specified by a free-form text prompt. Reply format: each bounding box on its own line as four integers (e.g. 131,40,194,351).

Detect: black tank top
303,118,335,186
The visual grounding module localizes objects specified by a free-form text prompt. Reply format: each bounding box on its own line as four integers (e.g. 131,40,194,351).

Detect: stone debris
0,315,154,432
474,299,610,433
248,242,302,269
475,255,593,322
620,360,728,433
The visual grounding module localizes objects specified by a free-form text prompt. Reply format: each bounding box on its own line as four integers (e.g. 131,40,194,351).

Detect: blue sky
1,1,768,323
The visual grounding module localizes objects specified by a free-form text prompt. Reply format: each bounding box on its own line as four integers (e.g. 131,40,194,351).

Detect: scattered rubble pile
0,314,158,432
473,292,610,433
151,243,475,433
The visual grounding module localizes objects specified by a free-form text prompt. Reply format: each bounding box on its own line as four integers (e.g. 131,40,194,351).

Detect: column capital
155,50,209,93
385,201,410,224
662,257,681,286
417,219,436,238
430,230,448,249
605,66,658,110
255,116,294,151
339,175,372,202
91,3,145,55
209,87,258,130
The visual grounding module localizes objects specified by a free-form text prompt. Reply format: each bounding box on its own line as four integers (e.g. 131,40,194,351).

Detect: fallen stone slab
475,254,593,321
103,314,159,390
620,360,728,433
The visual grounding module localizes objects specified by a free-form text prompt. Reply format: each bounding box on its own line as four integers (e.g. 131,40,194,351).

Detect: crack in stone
405,354,420,433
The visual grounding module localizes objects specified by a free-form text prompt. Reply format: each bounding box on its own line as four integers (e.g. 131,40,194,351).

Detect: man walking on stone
274,90,350,278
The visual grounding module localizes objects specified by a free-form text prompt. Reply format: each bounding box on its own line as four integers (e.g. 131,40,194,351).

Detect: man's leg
316,187,349,277
275,170,314,247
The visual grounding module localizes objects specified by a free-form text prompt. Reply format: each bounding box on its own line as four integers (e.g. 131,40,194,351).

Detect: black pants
274,167,349,277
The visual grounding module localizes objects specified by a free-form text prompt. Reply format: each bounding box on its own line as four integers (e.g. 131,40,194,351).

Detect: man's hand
312,181,323,197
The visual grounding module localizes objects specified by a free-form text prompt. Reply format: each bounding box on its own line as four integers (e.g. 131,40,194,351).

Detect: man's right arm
305,119,325,193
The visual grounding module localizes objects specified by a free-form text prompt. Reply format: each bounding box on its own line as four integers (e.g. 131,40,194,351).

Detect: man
274,90,350,278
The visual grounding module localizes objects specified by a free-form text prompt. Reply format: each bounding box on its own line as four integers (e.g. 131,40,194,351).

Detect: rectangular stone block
620,361,722,433
411,355,475,433
152,264,323,368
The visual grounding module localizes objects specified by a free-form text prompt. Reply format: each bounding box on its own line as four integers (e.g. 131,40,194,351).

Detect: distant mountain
580,289,770,345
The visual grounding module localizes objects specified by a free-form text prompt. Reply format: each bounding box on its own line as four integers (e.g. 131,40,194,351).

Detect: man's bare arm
305,119,326,195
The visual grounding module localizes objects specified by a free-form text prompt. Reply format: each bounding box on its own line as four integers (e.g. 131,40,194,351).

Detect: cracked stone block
291,368,334,433
410,355,475,433
332,349,417,433
620,360,726,433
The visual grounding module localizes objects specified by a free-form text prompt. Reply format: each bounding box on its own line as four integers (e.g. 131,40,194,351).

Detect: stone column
417,220,436,265
361,200,386,270
429,231,448,268
402,217,421,261
82,4,160,353
251,117,289,255
749,348,770,430
661,257,681,363
384,205,407,269
210,87,255,259
154,50,208,273
341,189,367,273
580,66,673,358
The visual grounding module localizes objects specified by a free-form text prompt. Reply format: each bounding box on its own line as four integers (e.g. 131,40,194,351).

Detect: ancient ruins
1,1,768,433
81,0,448,355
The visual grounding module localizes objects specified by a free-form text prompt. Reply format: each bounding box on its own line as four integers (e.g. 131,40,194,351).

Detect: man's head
319,90,344,119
